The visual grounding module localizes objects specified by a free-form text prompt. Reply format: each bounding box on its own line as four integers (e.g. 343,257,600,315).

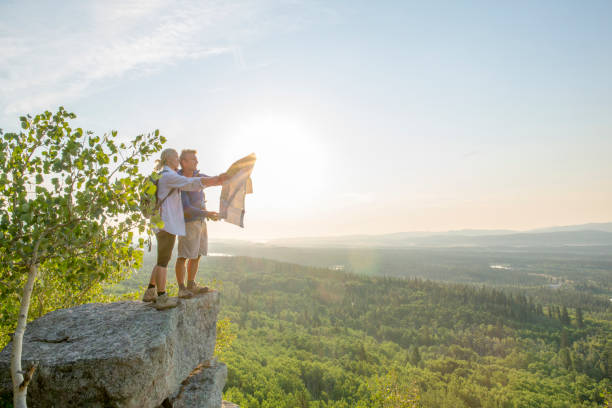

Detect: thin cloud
0,0,323,115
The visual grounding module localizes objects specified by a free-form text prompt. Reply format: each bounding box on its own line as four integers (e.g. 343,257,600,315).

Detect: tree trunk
10,263,39,408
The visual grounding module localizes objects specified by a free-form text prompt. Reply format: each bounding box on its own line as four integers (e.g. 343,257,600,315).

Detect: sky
1,0,611,240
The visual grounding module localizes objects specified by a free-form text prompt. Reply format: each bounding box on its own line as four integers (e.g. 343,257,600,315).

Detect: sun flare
227,114,328,211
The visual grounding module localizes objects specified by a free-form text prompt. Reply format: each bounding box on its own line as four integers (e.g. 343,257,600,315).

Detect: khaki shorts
178,220,208,259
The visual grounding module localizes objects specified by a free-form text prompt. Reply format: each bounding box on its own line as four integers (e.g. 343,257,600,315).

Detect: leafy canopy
0,107,165,344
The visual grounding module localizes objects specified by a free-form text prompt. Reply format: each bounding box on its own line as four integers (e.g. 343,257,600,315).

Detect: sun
227,113,328,212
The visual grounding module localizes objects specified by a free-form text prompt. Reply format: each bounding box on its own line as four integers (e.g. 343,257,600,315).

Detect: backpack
139,170,176,220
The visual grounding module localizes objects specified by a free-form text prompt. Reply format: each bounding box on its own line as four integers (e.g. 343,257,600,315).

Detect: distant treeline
207,243,612,297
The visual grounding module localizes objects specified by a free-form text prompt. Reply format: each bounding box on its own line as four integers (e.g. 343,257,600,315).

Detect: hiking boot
152,293,179,310
187,281,211,295
142,287,157,302
178,287,194,299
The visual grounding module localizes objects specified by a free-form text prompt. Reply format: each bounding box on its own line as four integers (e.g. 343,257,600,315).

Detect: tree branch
18,363,37,392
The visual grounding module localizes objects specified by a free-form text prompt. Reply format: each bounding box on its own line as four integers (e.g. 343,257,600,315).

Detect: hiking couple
143,148,226,310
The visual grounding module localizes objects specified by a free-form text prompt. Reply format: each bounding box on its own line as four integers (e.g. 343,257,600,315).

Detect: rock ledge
0,292,219,408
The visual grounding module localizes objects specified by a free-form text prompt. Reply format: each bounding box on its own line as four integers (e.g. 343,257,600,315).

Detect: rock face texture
163,359,227,408
0,292,220,408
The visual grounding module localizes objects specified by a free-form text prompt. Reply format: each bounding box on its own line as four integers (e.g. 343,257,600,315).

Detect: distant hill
527,222,612,233
262,223,612,248
412,230,612,247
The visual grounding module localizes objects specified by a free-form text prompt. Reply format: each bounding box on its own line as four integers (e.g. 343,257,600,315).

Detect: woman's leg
155,230,176,291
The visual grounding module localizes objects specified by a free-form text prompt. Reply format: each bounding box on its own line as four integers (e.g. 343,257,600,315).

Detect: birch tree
0,107,164,407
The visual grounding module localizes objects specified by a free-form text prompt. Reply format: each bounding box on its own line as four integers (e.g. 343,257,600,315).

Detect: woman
143,148,225,309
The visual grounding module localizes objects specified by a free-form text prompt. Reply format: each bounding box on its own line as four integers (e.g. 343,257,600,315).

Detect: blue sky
1,0,611,239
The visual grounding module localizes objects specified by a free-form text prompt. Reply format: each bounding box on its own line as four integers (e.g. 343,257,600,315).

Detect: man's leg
187,256,201,282
175,256,193,298
177,223,199,298
176,257,187,287
186,221,210,294
186,256,209,294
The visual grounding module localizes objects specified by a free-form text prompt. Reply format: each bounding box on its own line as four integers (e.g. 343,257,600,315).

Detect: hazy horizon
2,1,611,240
205,221,612,243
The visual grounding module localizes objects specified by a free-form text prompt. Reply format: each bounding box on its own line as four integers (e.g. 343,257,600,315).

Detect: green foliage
371,369,420,408
179,256,611,408
0,393,11,408
603,388,612,408
216,317,236,357
0,107,165,347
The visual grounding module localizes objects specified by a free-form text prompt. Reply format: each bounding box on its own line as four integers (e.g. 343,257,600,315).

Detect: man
175,149,221,298
142,148,225,310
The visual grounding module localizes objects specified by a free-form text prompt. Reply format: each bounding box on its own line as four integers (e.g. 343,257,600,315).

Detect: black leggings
156,230,176,267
